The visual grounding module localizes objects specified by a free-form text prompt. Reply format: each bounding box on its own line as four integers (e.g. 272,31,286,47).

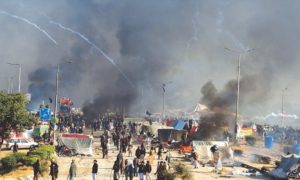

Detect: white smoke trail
184,0,200,61
0,10,57,44
48,20,135,88
216,2,248,51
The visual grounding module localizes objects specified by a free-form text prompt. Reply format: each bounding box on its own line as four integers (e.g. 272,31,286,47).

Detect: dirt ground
0,128,284,180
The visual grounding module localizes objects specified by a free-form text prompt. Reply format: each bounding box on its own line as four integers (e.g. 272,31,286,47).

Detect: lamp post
7,62,21,93
53,61,72,145
281,88,288,127
54,61,72,124
224,47,254,139
161,81,172,122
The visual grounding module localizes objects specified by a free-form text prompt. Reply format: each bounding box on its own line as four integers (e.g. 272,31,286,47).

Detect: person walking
68,159,77,180
113,160,120,180
138,161,146,180
50,160,58,180
33,160,40,180
145,161,152,180
13,142,18,153
92,160,98,180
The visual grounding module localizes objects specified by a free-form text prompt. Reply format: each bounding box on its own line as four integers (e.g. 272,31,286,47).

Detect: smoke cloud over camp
0,0,300,122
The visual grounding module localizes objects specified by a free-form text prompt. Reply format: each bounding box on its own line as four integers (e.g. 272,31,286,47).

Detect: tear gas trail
0,10,57,44
49,19,135,88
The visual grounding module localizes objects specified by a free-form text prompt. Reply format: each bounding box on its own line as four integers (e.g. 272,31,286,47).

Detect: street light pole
7,62,21,93
224,47,254,139
281,88,288,127
53,61,72,145
18,64,21,93
54,63,60,125
236,54,241,137
162,84,165,122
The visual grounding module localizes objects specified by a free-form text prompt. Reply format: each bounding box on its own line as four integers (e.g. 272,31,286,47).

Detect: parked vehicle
6,138,39,150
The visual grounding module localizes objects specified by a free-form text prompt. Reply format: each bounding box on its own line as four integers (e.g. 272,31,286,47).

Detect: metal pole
162,86,165,122
281,90,284,127
54,63,59,144
281,88,287,127
235,54,241,139
18,64,21,93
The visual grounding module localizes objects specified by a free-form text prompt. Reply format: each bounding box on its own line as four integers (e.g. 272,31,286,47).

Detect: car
6,138,39,150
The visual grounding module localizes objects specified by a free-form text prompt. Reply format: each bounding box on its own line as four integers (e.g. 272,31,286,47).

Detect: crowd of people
257,124,300,145
94,113,172,180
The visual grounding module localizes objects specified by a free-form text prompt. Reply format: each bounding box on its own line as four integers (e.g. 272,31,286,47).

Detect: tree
0,92,37,138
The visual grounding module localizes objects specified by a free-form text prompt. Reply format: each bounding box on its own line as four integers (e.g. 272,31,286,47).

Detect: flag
162,84,166,92
49,98,53,103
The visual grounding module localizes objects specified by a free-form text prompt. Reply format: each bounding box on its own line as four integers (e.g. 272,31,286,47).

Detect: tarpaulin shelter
58,133,93,155
157,128,187,142
174,120,186,130
158,129,173,142
269,154,300,179
191,141,233,160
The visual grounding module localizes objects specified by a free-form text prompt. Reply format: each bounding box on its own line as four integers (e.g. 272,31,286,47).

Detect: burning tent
58,133,93,155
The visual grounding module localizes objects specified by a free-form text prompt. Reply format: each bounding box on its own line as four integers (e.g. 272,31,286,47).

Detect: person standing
113,160,120,180
138,161,145,180
13,142,18,153
50,160,58,180
68,159,77,180
145,161,152,180
92,160,98,180
33,160,40,180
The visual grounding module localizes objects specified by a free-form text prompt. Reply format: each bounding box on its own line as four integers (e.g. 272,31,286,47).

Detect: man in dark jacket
33,160,40,180
138,161,146,180
50,160,58,180
13,142,18,153
135,146,141,159
92,160,98,180
113,160,120,180
145,161,152,180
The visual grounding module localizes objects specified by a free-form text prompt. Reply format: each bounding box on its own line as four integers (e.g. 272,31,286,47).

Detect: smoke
0,10,57,44
0,0,300,123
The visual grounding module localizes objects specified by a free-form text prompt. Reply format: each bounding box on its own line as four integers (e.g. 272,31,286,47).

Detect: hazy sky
0,0,299,118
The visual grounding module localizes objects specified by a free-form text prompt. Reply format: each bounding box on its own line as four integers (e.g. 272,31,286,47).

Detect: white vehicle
6,138,38,150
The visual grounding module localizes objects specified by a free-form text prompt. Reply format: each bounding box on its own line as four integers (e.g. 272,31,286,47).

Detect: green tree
0,92,37,138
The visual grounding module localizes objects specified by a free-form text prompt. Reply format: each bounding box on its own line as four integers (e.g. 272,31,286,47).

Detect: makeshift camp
269,154,300,179
174,120,187,130
58,133,93,155
157,128,187,142
191,141,233,160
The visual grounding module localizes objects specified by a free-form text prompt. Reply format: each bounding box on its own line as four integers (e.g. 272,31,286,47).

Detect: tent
194,104,208,112
157,128,187,142
191,141,233,160
174,120,186,130
269,154,300,179
158,129,173,142
58,133,93,155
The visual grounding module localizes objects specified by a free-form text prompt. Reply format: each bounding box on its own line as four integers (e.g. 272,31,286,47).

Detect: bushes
0,145,55,174
28,145,55,160
1,155,17,170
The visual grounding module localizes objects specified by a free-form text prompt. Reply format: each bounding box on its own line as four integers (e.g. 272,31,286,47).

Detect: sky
0,0,299,119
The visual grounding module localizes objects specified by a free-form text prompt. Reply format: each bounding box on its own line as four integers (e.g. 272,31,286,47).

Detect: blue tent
174,120,186,130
